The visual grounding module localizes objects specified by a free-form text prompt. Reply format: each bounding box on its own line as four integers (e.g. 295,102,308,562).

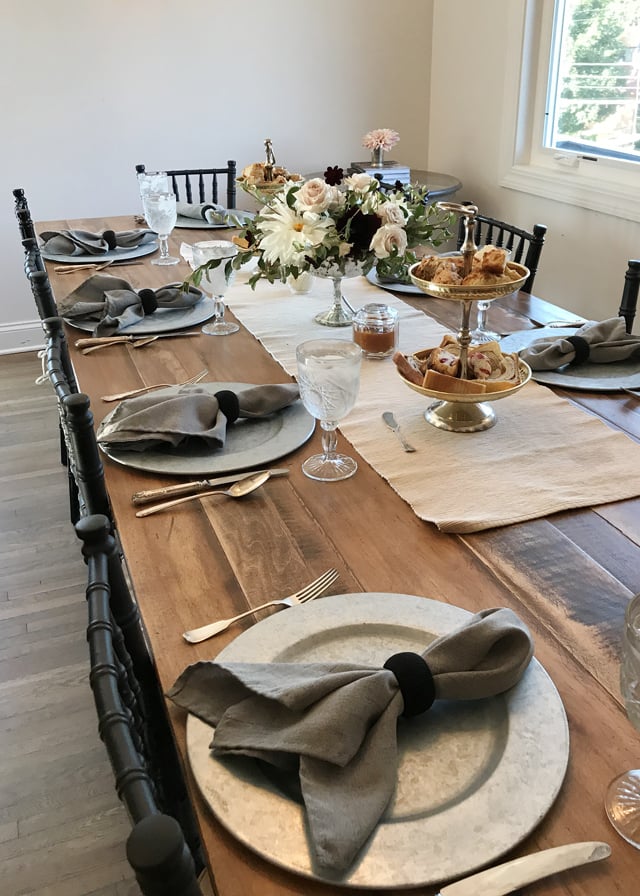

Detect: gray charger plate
64,295,214,336
500,328,640,391
366,267,423,295
175,209,255,229
41,240,157,265
186,593,569,888
97,382,314,476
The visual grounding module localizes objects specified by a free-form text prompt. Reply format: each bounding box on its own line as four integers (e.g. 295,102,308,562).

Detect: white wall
0,0,433,352
428,0,640,323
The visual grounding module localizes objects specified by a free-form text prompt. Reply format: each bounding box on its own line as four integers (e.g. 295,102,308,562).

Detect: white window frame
499,0,640,223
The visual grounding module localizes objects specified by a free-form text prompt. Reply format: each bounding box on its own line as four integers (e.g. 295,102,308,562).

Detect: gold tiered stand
403,202,532,433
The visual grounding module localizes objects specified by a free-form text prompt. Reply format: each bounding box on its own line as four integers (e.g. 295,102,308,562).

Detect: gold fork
182,568,340,642
100,369,208,402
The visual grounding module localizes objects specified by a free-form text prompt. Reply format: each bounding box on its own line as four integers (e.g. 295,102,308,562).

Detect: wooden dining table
41,214,640,896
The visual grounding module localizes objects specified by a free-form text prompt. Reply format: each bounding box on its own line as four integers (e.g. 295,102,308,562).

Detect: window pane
545,0,640,164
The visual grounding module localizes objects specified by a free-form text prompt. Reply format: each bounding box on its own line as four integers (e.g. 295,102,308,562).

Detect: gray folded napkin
97,383,300,452
58,273,203,336
521,316,640,370
175,202,248,227
168,606,533,872
39,228,156,257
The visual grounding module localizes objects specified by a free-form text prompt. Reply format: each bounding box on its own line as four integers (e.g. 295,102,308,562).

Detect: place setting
170,591,573,889
57,271,215,343
500,316,640,391
96,379,315,479
39,225,158,265
174,201,254,230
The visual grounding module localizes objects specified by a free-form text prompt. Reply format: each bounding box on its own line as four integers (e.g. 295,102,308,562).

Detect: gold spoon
135,471,270,517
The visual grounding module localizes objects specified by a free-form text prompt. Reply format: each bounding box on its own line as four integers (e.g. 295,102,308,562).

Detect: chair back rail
455,205,547,294
77,514,206,884
135,162,237,209
619,258,640,333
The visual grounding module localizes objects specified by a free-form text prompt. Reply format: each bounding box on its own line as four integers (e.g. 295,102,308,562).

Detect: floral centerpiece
187,166,452,325
191,167,451,283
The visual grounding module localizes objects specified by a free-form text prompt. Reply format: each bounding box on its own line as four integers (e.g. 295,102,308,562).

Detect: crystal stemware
605,591,640,848
469,299,501,343
137,170,170,207
296,339,362,481
192,240,239,336
143,192,179,266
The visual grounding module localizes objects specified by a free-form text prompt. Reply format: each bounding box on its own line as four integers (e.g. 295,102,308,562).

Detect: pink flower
362,128,400,152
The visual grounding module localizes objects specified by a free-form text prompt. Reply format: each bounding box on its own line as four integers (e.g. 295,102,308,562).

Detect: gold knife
75,332,199,349
131,468,290,505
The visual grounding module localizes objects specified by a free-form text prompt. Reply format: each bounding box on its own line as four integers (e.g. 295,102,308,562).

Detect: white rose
370,224,407,259
295,178,332,213
344,173,376,193
378,201,405,226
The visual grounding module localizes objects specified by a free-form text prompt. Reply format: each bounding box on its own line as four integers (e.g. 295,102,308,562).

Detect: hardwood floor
0,352,138,896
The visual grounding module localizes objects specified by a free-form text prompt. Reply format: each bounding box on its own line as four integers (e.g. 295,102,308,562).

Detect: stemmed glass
605,592,640,847
296,339,362,481
143,192,179,266
192,241,239,336
470,299,501,343
137,170,170,205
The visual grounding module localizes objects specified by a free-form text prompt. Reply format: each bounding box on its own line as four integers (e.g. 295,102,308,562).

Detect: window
546,0,640,164
499,0,640,222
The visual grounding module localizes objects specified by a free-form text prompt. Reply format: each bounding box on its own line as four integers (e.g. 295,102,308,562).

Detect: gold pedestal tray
408,260,529,301
404,255,531,432
397,359,532,432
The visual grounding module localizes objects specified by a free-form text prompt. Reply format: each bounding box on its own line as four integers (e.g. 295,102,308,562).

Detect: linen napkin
97,383,300,452
521,316,640,369
58,273,203,336
175,201,248,228
39,228,156,257
168,606,533,872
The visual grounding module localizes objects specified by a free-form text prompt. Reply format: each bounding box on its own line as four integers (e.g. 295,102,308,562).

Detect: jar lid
354,303,398,324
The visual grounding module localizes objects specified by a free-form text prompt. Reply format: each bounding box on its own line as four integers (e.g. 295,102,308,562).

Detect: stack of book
350,160,412,184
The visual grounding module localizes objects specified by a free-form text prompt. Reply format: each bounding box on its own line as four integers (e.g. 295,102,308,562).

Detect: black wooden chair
13,189,57,318
455,206,547,295
135,162,237,208
619,259,640,334
28,267,58,319
42,317,107,525
13,187,38,241
77,514,207,896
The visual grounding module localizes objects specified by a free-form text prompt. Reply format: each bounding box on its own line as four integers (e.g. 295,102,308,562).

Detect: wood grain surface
41,215,640,896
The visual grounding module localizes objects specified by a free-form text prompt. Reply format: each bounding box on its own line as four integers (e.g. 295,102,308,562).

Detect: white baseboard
0,320,45,355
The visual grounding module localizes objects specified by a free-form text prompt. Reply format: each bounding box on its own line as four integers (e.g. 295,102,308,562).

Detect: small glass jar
352,303,399,359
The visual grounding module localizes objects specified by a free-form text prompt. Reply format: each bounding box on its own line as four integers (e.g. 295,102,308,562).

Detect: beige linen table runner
225,271,640,532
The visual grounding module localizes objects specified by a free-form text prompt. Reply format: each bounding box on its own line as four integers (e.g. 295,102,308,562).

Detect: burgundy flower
323,166,344,186
336,209,381,257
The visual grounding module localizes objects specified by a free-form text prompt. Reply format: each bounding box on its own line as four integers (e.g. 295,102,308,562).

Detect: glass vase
313,261,365,327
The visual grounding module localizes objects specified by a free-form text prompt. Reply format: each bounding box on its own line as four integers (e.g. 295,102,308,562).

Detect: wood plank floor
0,352,138,896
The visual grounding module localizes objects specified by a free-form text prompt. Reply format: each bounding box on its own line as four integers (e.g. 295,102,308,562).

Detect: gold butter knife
131,468,290,505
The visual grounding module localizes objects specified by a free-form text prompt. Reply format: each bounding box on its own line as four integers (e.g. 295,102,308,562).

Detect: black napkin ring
566,335,590,364
102,230,117,250
138,289,159,315
215,390,240,424
384,652,435,717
